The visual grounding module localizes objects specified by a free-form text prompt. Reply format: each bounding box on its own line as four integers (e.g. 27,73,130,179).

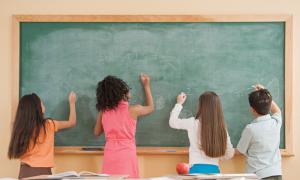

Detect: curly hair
96,75,130,111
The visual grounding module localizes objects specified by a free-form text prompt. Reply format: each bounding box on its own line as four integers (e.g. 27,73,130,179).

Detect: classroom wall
0,0,299,179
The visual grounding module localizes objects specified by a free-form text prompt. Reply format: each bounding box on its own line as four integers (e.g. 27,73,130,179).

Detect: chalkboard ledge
54,146,293,157
55,146,189,155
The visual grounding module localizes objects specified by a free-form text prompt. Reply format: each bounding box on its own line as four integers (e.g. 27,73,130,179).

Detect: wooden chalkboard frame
12,15,293,156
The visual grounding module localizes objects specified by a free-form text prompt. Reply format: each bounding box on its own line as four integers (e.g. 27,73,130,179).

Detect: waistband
106,138,135,142
21,162,28,166
189,164,220,174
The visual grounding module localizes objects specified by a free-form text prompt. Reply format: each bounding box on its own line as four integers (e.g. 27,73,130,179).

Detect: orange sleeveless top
20,120,58,167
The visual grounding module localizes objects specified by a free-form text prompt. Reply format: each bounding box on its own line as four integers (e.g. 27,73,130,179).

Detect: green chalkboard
20,22,285,148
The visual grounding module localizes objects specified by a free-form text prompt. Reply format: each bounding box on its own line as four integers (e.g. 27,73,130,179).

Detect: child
169,91,234,174
94,74,154,178
236,84,282,180
8,92,77,178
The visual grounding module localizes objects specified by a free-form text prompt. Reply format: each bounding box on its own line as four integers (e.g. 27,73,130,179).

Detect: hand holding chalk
69,91,77,104
177,92,187,105
252,84,265,91
140,73,151,87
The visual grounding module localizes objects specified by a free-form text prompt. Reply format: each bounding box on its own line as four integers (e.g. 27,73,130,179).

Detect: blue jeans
189,164,220,174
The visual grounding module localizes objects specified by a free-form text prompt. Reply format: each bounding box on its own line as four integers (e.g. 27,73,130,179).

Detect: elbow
168,113,178,129
94,131,99,137
70,123,76,128
229,147,235,158
94,130,102,137
93,128,99,136
228,149,235,159
277,109,282,114
149,105,155,113
94,126,103,136
234,148,242,156
69,119,77,128
222,149,234,160
169,119,176,129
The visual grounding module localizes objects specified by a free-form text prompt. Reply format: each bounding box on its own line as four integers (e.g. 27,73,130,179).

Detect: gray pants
262,175,282,180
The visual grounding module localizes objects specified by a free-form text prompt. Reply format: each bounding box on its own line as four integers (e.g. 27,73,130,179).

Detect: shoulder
188,117,197,122
45,119,58,132
180,117,197,131
128,104,141,119
45,119,54,126
186,117,198,127
195,118,201,125
129,104,142,110
243,124,254,136
129,104,141,114
271,112,282,121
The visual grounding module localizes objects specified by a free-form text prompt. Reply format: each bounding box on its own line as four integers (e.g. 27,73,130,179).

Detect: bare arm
130,73,154,119
169,92,190,129
54,92,77,131
94,111,104,136
142,76,154,113
271,101,281,114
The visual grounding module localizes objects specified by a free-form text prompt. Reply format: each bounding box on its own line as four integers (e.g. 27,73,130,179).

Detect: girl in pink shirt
94,74,154,178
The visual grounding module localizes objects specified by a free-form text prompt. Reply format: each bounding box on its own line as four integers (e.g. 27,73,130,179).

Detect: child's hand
253,84,265,91
69,91,77,104
177,92,187,105
140,73,150,87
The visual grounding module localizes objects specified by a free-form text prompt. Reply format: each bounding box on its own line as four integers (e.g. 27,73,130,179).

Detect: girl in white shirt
169,91,234,174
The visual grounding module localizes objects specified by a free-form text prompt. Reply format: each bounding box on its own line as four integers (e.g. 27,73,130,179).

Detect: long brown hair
8,93,47,159
196,91,227,158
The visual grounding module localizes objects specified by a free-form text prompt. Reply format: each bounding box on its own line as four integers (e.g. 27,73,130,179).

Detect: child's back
170,105,233,166
169,91,234,174
237,113,281,176
102,100,138,177
20,120,58,168
8,92,77,178
94,74,154,178
102,101,136,140
237,84,282,179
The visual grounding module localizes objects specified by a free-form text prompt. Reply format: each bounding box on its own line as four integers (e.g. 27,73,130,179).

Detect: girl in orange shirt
8,92,77,178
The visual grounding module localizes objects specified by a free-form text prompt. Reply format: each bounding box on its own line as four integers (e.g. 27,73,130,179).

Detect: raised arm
94,111,104,136
271,101,281,114
129,73,154,119
54,92,77,131
169,92,193,130
140,73,154,114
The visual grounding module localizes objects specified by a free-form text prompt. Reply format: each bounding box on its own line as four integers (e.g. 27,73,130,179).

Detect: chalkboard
20,22,285,148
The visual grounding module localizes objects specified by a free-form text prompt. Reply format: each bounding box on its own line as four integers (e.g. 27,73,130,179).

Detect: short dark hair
96,75,130,111
248,89,272,115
